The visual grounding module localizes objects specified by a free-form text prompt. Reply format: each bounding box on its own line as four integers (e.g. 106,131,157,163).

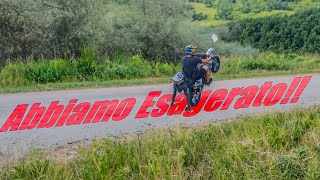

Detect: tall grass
0,49,180,88
1,106,320,179
0,50,319,88
220,53,320,75
190,2,295,27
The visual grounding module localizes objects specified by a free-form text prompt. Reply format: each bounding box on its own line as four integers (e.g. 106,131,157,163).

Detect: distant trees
223,9,320,53
2,0,319,66
216,0,234,20
0,0,190,65
188,0,213,7
0,0,44,64
238,0,292,14
207,0,293,20
0,0,102,65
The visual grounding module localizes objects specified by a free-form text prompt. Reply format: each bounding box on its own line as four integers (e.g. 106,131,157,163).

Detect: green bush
238,53,291,71
192,13,208,21
0,63,29,87
75,54,179,81
24,59,71,84
0,52,318,88
214,41,260,57
154,62,177,77
75,48,99,80
126,55,152,78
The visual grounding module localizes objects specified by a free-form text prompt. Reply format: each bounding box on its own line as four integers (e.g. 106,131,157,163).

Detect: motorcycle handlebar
194,53,209,59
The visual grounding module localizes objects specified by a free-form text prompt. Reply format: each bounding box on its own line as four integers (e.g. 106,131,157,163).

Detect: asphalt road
0,74,319,160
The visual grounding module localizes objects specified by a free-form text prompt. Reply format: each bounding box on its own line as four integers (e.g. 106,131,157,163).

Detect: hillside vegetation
0,0,190,65
1,52,319,89
1,1,320,178
191,0,320,25
191,2,295,26
2,0,320,65
222,9,320,53
1,106,320,179
0,0,319,91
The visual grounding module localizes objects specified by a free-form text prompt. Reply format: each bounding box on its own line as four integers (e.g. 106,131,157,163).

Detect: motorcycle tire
211,55,220,73
190,90,201,106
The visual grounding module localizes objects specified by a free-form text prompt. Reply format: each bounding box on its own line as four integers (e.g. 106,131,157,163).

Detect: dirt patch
46,146,79,164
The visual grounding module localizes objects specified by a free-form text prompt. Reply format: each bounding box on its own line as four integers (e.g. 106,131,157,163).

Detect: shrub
155,63,177,76
215,42,260,57
24,59,71,84
126,55,148,78
0,63,29,87
192,13,208,21
75,48,99,80
238,53,292,71
216,0,234,20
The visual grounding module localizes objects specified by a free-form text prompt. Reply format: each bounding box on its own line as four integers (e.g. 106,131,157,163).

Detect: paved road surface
0,74,319,160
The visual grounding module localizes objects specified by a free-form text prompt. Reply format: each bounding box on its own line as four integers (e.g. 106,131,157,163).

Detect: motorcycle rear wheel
190,89,202,106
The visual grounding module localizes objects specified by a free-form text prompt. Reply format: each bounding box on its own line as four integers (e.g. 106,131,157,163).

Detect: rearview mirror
206,47,214,55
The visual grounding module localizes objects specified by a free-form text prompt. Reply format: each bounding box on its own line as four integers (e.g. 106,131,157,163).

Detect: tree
216,0,234,20
224,9,320,53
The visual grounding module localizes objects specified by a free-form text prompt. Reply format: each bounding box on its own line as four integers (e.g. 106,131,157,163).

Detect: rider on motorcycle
182,44,213,86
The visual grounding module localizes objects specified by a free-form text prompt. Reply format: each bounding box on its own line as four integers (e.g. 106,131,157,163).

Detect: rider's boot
185,105,190,112
205,78,213,86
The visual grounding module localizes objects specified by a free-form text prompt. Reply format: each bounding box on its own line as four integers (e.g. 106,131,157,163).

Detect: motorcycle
189,47,220,106
172,48,220,107
172,34,221,108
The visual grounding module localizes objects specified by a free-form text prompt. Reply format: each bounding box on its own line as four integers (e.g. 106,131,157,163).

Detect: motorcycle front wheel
211,55,220,73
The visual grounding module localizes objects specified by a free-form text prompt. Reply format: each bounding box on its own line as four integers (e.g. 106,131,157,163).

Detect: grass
191,3,229,27
1,70,320,94
1,106,320,179
1,53,319,94
236,10,295,19
190,2,303,27
0,77,172,94
292,0,320,10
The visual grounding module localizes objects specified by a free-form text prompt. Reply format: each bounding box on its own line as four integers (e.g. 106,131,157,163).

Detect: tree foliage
0,0,190,65
216,0,234,20
0,0,101,65
223,8,320,53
